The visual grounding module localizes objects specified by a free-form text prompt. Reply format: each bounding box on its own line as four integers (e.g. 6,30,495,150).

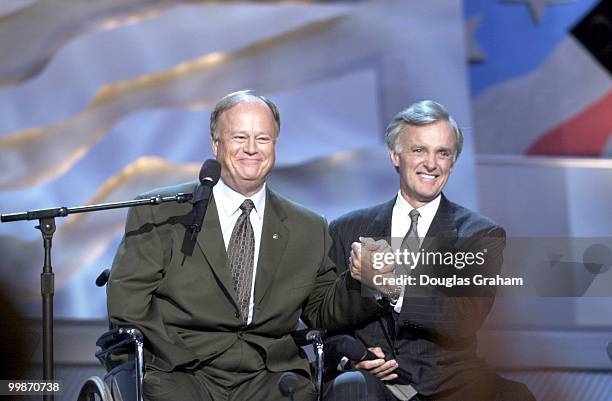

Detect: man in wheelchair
103,90,385,401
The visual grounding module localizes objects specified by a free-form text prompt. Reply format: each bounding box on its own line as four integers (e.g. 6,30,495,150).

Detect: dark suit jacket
107,181,382,376
329,194,506,397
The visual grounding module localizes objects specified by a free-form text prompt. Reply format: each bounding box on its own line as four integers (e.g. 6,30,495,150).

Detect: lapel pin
272,233,280,240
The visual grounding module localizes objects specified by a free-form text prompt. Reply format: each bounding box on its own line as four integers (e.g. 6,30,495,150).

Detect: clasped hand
349,237,398,294
352,346,398,381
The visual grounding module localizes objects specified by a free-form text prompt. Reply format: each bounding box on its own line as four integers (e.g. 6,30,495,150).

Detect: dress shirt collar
394,191,441,233
213,178,266,220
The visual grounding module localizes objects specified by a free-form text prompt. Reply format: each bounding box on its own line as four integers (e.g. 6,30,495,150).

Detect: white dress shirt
213,179,266,324
391,191,441,313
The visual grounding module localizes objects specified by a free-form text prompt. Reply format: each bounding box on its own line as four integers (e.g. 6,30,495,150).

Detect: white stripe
476,154,612,169
473,36,612,154
0,0,36,17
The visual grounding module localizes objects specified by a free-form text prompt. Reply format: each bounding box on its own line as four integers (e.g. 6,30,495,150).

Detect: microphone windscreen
95,269,111,287
326,335,369,361
199,159,221,185
278,372,299,398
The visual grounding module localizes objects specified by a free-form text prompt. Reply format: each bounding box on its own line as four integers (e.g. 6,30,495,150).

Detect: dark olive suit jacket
329,194,506,398
107,181,382,376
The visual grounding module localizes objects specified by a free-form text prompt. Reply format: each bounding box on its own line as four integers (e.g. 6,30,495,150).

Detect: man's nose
244,136,257,154
423,152,436,170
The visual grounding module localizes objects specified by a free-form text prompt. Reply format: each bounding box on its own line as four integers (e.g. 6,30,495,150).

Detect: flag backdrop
0,0,475,318
0,0,610,324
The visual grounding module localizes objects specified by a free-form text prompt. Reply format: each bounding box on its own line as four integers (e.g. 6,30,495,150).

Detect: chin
417,192,440,202
416,187,439,197
237,169,262,179
239,176,264,184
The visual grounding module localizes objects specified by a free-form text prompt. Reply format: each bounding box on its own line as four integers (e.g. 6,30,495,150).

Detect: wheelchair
76,270,327,401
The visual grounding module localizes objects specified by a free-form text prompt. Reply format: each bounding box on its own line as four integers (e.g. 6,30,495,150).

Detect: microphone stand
1,193,193,401
310,331,325,401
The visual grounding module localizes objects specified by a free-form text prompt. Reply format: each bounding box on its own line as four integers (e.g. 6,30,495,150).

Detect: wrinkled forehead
399,121,457,146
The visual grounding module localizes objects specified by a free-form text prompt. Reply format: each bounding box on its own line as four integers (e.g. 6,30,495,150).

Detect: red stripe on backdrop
526,89,612,156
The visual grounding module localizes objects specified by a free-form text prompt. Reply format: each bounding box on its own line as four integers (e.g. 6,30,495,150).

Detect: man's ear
449,154,458,174
211,135,218,157
389,148,400,168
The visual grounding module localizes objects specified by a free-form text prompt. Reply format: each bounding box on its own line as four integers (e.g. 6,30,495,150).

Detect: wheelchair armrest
292,328,326,347
95,326,145,372
93,326,146,401
96,326,143,349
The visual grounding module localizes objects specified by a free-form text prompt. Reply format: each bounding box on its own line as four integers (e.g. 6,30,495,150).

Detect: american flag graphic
466,0,611,156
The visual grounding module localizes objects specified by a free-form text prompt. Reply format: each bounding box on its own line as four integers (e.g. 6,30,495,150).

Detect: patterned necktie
227,199,255,324
392,208,421,316
398,209,421,274
400,209,421,266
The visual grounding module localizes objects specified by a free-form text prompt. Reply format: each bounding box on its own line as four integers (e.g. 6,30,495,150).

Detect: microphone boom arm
0,190,194,396
1,193,193,223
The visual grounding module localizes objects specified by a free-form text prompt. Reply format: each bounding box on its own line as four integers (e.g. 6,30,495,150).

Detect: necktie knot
409,209,420,223
240,199,255,214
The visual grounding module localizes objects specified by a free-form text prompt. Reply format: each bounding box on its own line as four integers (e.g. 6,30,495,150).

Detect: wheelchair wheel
77,376,113,401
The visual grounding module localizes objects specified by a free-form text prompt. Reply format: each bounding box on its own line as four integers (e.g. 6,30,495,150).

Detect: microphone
278,372,299,401
95,269,111,287
292,328,326,347
325,335,377,366
190,159,221,240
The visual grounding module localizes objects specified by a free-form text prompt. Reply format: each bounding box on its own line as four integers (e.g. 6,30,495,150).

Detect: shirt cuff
337,356,350,372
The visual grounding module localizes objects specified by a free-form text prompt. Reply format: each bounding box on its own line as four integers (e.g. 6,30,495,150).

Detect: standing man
328,100,535,401
107,90,383,401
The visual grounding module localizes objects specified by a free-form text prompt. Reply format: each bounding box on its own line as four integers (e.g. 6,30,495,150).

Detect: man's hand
350,237,399,294
352,347,398,381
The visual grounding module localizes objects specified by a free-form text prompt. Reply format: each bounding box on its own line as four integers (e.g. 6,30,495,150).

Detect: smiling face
390,120,456,208
211,98,277,196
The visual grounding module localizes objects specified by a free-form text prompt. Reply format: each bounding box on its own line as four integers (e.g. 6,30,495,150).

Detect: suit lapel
421,193,458,252
195,195,236,301
370,198,397,340
367,198,395,239
254,189,289,306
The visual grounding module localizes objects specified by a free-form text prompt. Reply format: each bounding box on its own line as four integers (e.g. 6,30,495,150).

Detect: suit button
235,312,240,318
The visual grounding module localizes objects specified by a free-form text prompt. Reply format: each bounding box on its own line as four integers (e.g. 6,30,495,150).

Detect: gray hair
385,100,463,161
210,89,280,139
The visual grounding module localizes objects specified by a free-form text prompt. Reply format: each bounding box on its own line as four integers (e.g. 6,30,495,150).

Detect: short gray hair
385,100,463,161
210,89,280,139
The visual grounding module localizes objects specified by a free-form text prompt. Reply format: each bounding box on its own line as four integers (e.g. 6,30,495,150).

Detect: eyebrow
228,131,262,136
409,144,453,152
